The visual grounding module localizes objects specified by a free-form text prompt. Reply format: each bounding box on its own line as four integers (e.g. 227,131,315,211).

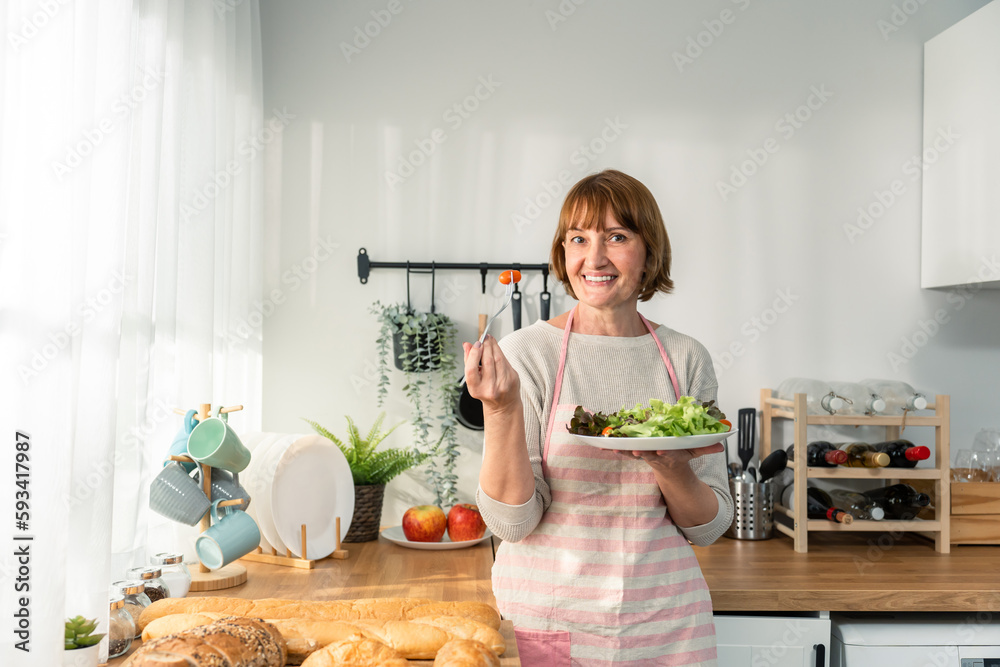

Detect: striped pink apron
494,308,717,666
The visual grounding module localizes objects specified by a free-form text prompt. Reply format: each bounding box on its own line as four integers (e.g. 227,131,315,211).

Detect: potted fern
305,412,432,542
370,301,461,507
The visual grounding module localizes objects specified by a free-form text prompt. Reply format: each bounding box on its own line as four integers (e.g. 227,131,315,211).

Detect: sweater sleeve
475,335,551,543
671,339,735,547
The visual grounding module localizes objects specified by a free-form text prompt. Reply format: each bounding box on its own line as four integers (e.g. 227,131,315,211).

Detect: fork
478,281,514,345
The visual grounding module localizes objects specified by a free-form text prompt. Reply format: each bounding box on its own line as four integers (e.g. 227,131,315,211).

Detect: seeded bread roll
187,617,286,667
433,639,501,667
126,634,232,667
137,597,500,632
127,616,286,667
300,636,410,667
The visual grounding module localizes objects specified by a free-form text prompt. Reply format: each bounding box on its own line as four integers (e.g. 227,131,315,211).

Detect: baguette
300,636,409,667
409,617,505,655
142,613,504,662
433,639,501,667
138,597,500,632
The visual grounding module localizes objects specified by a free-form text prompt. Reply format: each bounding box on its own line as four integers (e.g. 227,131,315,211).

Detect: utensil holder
725,478,775,540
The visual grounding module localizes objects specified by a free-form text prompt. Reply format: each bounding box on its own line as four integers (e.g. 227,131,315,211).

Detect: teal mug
196,467,251,511
187,408,251,473
195,500,261,570
167,409,200,472
149,461,211,526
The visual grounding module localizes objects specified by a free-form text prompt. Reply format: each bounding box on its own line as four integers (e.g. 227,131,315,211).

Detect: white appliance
715,613,830,666
832,613,1000,666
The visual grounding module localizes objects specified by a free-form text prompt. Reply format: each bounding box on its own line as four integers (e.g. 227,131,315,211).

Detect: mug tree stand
171,402,249,592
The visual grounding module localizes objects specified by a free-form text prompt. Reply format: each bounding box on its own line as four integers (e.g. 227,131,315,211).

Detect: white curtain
0,0,263,664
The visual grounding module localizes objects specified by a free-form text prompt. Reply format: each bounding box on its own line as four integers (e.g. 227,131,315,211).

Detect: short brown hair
550,169,673,302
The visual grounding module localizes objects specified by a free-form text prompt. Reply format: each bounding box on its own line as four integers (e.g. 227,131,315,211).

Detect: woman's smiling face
562,209,647,311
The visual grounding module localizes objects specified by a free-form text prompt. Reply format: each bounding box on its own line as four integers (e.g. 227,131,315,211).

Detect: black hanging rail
357,248,550,284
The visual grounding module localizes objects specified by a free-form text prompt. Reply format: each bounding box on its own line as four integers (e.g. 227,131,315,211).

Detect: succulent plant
65,615,105,650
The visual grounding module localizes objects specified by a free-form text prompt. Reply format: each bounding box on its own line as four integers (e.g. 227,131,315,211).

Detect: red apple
447,504,487,542
401,505,446,542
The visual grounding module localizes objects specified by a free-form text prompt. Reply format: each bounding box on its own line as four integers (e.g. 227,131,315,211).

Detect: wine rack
760,389,951,553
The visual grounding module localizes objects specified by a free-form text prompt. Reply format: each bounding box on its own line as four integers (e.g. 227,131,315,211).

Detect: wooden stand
760,389,951,554
240,518,349,570
170,403,249,591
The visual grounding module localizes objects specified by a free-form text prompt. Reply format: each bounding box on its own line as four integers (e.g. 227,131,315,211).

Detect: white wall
258,0,1000,522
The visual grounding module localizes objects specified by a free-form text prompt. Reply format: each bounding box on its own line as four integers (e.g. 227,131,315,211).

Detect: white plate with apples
381,526,493,550
383,504,492,550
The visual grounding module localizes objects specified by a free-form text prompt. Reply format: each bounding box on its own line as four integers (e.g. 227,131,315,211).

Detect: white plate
568,428,738,451
241,433,283,551
248,434,292,553
270,434,354,560
380,525,493,550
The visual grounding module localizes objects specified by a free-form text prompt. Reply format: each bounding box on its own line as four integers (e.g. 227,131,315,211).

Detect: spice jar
111,579,151,638
108,593,134,658
127,566,169,603
150,552,191,598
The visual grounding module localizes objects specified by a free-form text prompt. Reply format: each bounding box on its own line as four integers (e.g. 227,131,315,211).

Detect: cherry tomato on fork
499,270,522,285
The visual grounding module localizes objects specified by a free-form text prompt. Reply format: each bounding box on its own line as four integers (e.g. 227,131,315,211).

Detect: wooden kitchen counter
109,534,518,666
696,532,1000,613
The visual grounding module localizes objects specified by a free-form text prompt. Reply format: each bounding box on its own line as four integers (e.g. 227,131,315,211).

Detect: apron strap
541,307,576,463
638,313,681,400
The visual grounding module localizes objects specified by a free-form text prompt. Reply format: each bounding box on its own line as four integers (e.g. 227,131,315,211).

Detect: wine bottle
859,379,928,414
829,488,886,521
872,439,931,468
838,442,890,468
829,381,887,416
785,442,848,467
863,484,931,520
777,378,845,415
781,485,854,524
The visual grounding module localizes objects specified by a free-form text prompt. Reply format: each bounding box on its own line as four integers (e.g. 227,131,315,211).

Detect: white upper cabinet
921,0,1000,289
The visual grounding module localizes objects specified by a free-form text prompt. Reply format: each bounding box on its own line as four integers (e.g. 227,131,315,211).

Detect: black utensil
737,408,756,478
511,282,522,330
455,268,488,431
539,270,551,321
758,449,788,482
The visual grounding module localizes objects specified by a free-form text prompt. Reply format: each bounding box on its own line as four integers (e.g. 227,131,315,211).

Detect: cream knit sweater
476,318,734,547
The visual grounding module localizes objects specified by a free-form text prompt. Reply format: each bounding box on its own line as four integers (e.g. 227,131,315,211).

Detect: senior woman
463,169,733,666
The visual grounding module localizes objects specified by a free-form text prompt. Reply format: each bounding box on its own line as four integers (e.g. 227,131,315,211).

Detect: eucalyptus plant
370,301,461,506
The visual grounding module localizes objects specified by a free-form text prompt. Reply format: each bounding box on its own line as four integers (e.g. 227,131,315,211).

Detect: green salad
566,396,729,438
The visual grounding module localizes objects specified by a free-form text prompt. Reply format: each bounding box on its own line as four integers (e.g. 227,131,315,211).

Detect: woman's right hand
463,334,521,413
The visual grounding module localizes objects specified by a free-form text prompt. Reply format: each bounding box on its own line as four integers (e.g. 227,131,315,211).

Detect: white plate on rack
568,429,737,451
247,434,291,553
380,525,493,550
269,434,354,560
240,432,282,551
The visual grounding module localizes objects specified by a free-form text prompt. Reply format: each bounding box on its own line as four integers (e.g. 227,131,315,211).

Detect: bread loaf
142,612,505,663
299,636,410,667
433,639,501,667
409,616,505,655
127,616,286,667
137,597,500,632
127,634,233,667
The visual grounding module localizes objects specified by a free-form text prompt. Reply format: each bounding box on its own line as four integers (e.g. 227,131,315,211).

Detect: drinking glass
952,450,974,483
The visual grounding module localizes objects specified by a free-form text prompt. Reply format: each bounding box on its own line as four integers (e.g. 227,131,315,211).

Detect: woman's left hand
615,443,725,472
